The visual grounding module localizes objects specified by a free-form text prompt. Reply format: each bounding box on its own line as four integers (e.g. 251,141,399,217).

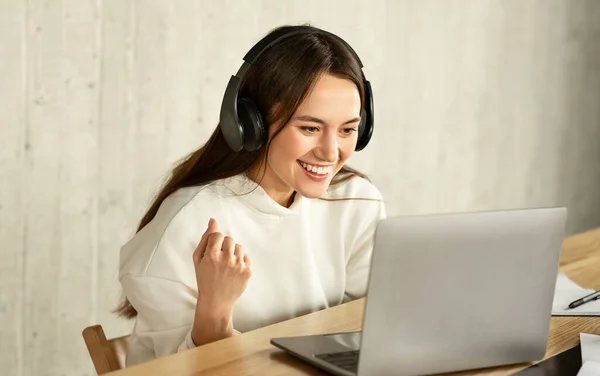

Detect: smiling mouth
297,160,333,176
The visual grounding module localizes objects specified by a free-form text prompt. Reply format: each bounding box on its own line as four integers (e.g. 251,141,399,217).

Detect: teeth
299,161,332,175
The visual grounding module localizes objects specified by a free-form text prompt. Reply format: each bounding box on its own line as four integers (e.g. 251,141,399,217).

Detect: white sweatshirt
119,173,386,366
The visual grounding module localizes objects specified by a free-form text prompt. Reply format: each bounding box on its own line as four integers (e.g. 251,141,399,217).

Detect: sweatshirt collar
220,173,304,217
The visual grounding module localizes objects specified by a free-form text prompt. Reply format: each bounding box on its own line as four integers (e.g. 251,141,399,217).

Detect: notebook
552,273,600,316
512,344,581,375
513,334,600,375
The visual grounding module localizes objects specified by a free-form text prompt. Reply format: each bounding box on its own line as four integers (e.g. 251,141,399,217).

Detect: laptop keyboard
315,350,360,373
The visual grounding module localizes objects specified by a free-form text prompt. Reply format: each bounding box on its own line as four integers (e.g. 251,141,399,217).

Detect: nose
313,130,339,163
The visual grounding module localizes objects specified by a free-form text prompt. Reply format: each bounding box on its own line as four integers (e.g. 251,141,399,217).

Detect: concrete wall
1,1,599,375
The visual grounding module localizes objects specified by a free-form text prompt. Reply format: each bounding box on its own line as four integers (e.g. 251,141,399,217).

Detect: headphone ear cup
355,110,366,147
355,81,374,151
237,98,266,152
355,115,373,151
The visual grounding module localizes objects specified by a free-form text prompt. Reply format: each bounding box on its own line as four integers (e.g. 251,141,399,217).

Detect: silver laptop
271,207,567,376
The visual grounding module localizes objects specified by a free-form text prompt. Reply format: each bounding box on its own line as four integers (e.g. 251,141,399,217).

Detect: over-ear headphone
219,26,374,153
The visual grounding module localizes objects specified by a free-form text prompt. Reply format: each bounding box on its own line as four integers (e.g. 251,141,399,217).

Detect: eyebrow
293,115,361,126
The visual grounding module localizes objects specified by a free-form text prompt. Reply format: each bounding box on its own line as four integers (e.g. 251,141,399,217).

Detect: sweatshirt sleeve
121,274,242,365
119,190,241,366
343,199,387,302
121,274,198,359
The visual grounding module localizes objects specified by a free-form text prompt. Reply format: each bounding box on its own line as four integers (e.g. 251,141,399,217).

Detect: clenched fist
193,218,252,310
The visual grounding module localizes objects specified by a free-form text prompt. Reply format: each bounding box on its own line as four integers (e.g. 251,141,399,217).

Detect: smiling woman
115,24,386,367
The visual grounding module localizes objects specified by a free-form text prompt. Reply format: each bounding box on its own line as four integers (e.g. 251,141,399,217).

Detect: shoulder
323,174,384,201
118,180,232,280
156,175,244,219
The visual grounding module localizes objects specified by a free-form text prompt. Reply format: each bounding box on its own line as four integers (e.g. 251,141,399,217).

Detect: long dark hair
115,24,371,319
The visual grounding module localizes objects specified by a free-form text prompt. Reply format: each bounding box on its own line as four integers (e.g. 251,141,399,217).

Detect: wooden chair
82,325,130,375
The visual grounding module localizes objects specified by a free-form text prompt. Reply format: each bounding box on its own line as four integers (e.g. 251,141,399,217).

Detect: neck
245,166,296,208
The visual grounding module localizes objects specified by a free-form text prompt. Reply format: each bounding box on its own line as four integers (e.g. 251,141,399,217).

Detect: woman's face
256,73,362,206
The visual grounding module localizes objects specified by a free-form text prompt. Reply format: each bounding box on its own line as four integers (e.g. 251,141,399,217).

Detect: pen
568,290,600,309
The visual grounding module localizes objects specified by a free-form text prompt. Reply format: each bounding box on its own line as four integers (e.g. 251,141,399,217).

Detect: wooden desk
110,227,600,376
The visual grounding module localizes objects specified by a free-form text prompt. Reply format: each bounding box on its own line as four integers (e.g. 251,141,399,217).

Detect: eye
341,127,358,135
300,126,319,134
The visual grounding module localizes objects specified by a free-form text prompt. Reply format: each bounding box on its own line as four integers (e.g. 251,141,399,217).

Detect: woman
116,24,386,366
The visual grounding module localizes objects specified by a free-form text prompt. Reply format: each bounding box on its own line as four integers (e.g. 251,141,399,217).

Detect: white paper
576,334,600,375
581,333,600,363
557,273,591,291
576,361,600,376
552,273,600,316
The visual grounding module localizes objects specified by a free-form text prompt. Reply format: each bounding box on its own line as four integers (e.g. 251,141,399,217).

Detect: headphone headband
243,26,364,68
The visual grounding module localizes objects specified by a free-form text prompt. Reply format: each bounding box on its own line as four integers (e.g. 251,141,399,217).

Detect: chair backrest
82,325,130,375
